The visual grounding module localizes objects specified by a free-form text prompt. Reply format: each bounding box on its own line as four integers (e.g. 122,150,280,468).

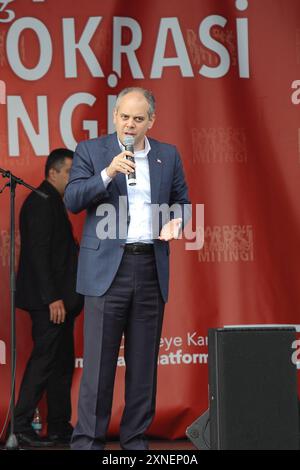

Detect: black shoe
15,429,54,448
47,424,73,446
47,432,72,445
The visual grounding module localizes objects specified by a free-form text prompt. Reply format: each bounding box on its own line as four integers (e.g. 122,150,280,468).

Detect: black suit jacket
16,180,83,315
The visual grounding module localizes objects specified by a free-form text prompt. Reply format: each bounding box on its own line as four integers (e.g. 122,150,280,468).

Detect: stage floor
1,439,196,451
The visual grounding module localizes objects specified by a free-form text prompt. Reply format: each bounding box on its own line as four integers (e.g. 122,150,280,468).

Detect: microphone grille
124,135,135,146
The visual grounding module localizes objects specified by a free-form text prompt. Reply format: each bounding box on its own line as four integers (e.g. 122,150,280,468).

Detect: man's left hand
158,218,182,241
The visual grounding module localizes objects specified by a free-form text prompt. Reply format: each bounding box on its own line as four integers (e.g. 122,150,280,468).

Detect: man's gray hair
115,87,156,118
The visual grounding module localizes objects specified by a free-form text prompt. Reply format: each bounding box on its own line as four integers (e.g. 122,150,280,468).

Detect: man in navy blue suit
64,87,190,450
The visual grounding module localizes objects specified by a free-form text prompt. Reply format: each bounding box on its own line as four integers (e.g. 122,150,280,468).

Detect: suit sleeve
64,141,109,214
24,198,60,305
169,148,191,227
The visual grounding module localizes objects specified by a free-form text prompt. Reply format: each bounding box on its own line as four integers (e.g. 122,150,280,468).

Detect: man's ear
113,108,117,124
47,168,57,182
148,114,156,129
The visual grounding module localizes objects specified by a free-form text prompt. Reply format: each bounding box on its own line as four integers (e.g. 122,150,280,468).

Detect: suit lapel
114,172,128,198
104,133,128,197
148,144,162,204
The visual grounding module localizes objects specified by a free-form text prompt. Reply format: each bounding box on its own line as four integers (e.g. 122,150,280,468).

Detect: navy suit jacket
64,132,190,302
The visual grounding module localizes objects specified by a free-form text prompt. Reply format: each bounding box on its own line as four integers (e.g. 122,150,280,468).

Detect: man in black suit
14,149,83,447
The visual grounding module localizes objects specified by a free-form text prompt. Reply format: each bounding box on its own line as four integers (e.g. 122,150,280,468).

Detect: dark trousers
14,309,75,433
71,251,165,450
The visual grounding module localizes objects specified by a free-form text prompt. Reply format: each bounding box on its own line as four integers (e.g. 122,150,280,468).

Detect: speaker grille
208,328,299,450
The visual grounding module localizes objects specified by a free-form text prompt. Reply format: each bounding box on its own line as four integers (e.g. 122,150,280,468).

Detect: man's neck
46,179,63,197
135,139,145,151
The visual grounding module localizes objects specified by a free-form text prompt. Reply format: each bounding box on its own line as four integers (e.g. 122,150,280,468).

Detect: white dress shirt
101,137,153,244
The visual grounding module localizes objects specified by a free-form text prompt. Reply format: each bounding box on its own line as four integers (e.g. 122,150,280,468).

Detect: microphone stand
0,168,48,450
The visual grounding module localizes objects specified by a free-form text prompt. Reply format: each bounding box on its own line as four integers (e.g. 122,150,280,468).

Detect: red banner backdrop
1,0,300,439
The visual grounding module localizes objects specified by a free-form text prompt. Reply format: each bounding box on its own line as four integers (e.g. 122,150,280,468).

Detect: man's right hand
106,151,136,179
49,300,67,324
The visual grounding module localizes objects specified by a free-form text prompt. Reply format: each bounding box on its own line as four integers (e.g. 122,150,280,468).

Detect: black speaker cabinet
208,327,299,450
186,409,210,450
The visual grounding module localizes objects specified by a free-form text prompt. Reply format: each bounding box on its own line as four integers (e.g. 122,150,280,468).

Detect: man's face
113,91,155,151
48,157,73,196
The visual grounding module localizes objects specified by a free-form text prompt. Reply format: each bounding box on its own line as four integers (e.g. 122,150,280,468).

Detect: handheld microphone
124,135,136,186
